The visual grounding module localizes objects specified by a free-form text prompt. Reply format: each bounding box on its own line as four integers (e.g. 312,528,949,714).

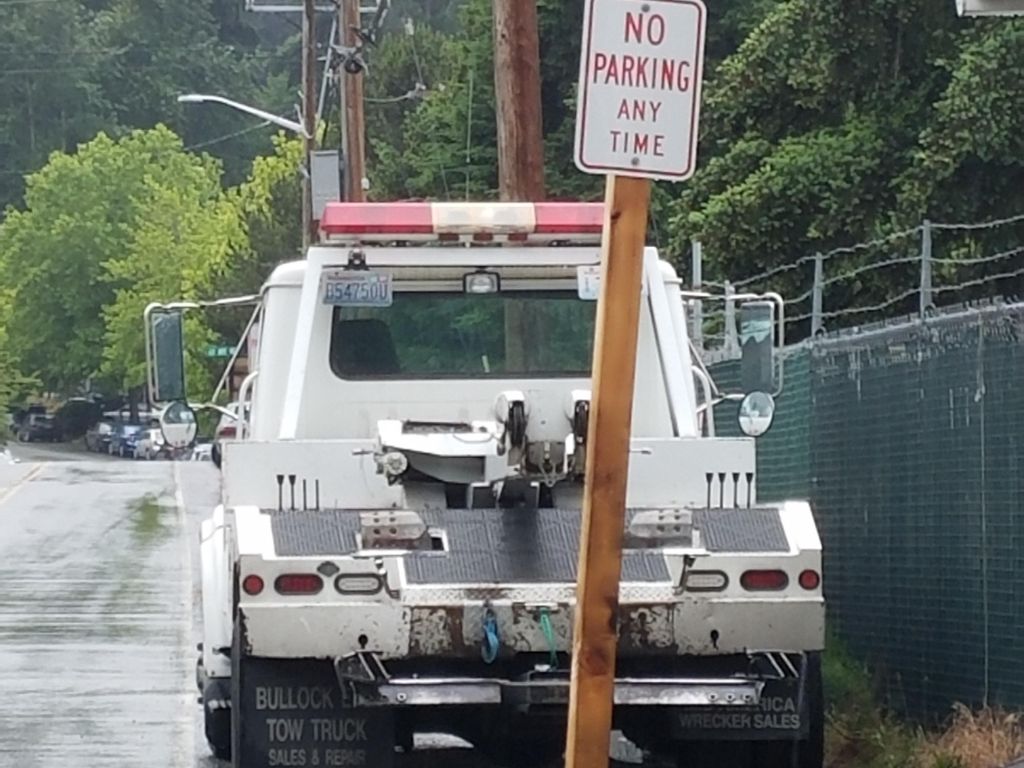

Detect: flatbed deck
268,507,790,584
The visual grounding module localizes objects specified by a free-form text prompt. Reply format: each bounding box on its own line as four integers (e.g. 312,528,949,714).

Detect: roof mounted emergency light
319,202,605,244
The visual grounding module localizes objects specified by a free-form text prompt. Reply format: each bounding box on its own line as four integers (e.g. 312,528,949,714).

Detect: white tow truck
145,201,824,768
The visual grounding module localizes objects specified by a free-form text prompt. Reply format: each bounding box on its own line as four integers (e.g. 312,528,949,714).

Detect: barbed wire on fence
931,245,1024,267
692,211,1024,349
931,212,1024,232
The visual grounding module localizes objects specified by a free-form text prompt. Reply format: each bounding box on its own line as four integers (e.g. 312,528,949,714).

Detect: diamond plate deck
693,507,789,553
268,506,789,584
401,509,668,584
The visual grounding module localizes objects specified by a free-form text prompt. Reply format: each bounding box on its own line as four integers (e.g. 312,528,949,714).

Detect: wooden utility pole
492,0,545,369
340,0,367,202
301,0,317,247
492,0,545,201
565,175,651,768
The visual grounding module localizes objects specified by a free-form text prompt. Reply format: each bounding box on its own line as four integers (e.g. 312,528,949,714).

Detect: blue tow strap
482,608,500,664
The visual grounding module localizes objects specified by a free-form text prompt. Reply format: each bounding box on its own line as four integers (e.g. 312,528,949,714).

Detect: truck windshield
330,290,595,379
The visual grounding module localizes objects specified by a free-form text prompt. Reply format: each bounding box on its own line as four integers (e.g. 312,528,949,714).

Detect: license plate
322,270,393,307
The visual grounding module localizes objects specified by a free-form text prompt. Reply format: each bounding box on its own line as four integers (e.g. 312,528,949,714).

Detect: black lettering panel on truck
234,658,394,768
671,677,808,741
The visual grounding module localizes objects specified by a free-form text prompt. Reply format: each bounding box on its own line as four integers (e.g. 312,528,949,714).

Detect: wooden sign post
567,2,706,767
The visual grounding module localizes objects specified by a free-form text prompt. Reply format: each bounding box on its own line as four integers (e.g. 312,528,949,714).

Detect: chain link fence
709,301,1024,720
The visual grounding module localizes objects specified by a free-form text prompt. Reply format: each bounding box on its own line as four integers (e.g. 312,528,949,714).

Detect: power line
184,120,275,151
0,45,291,59
364,85,426,104
0,51,294,78
0,120,281,177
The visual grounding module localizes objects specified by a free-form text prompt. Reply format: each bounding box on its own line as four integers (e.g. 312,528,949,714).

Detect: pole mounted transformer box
956,0,1024,15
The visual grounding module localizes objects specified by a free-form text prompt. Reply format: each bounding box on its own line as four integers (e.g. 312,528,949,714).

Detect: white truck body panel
173,202,825,766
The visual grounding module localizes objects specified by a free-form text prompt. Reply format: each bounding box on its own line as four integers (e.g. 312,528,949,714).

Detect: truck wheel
203,676,232,761
470,715,564,767
675,742,753,768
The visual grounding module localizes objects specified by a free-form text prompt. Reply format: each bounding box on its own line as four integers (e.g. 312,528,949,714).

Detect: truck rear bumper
360,675,762,708
237,597,825,658
229,653,818,768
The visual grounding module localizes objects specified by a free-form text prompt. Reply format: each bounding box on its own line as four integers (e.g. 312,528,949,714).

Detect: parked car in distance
108,423,144,457
121,428,144,459
85,420,115,452
17,414,59,443
133,428,168,460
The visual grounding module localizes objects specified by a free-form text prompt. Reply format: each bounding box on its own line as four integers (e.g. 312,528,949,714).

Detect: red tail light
218,425,236,439
242,574,264,595
274,574,324,595
799,570,821,590
740,570,789,591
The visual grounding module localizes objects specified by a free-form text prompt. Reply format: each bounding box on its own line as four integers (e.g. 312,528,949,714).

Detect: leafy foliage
0,127,240,394
2,1,1023,400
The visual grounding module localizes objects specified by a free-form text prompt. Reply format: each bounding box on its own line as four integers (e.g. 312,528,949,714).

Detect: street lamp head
176,92,309,138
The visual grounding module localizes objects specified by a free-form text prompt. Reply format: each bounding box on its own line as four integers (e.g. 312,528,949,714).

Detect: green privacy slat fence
709,303,1024,720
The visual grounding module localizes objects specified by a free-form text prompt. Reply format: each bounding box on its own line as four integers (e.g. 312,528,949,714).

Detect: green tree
658,0,1024,328
89,0,274,185
0,289,37,425
369,0,498,199
0,0,108,209
0,126,241,395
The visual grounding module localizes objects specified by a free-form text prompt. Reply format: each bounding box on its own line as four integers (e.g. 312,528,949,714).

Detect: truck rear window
329,291,595,379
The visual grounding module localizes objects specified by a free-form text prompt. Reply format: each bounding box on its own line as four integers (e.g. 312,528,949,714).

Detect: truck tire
470,714,564,767
203,678,232,761
675,742,753,768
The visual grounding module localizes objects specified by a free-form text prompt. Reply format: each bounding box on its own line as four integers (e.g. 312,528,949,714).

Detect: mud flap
670,675,809,742
232,657,395,768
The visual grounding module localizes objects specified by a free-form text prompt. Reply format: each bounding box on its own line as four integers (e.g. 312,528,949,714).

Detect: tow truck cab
150,201,824,768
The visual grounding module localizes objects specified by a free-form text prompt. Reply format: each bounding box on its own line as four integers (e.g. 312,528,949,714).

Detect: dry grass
822,641,1024,768
827,703,1024,768
918,704,1024,768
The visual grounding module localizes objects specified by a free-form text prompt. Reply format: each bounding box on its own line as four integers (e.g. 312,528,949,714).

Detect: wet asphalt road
0,442,218,768
0,443,644,768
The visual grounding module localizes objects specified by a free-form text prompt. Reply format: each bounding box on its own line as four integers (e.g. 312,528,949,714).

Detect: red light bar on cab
319,202,604,244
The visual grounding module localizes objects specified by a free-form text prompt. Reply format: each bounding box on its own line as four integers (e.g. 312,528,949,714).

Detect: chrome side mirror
160,401,198,449
738,391,775,438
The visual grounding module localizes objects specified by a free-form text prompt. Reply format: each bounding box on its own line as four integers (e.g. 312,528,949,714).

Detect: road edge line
0,463,45,507
172,461,197,767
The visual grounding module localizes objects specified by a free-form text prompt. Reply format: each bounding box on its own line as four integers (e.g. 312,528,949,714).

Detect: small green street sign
205,345,234,359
